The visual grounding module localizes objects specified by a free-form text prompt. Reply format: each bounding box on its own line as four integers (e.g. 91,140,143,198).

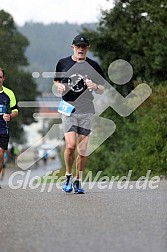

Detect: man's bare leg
0,148,5,187
64,131,77,175
75,134,89,179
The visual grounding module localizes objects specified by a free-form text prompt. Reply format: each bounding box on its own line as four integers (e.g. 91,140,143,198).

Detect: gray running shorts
61,113,94,136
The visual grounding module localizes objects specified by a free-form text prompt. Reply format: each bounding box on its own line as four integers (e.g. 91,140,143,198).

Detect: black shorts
0,134,9,150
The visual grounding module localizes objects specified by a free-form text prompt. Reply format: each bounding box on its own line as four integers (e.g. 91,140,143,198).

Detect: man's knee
77,145,87,156
65,143,76,154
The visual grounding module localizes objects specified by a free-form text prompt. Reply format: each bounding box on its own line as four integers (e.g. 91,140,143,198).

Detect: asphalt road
1,157,62,186
0,178,167,252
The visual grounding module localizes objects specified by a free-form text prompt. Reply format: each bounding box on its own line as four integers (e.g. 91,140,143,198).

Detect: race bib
58,99,75,116
0,104,7,115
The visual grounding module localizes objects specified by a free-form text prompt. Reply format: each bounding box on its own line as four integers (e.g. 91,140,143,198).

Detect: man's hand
54,81,66,93
3,113,11,122
85,78,97,91
3,111,18,121
85,78,104,94
57,83,66,92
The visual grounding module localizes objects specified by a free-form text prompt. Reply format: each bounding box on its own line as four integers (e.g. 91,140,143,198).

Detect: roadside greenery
82,0,167,93
81,0,167,178
0,10,39,143
83,84,167,179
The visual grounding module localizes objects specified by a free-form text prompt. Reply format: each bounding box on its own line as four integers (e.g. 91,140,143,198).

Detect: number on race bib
58,100,75,116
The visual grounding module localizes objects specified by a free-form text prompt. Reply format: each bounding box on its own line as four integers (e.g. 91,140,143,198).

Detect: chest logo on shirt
0,104,7,115
68,73,86,92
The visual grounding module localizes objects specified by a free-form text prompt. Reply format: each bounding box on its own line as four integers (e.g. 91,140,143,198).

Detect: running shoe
62,175,73,193
73,179,84,194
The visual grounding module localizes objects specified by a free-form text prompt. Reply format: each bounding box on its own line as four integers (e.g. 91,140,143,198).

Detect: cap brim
73,42,89,46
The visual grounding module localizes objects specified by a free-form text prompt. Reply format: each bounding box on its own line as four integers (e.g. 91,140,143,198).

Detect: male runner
54,35,105,193
0,68,18,188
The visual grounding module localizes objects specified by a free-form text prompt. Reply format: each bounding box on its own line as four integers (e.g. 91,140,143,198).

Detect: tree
0,10,39,143
84,84,167,179
110,84,167,178
82,0,167,89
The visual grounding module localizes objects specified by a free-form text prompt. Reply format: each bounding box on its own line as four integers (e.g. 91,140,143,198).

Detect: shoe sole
74,189,84,194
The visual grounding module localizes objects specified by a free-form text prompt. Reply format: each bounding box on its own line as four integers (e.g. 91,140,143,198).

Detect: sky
0,0,114,26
